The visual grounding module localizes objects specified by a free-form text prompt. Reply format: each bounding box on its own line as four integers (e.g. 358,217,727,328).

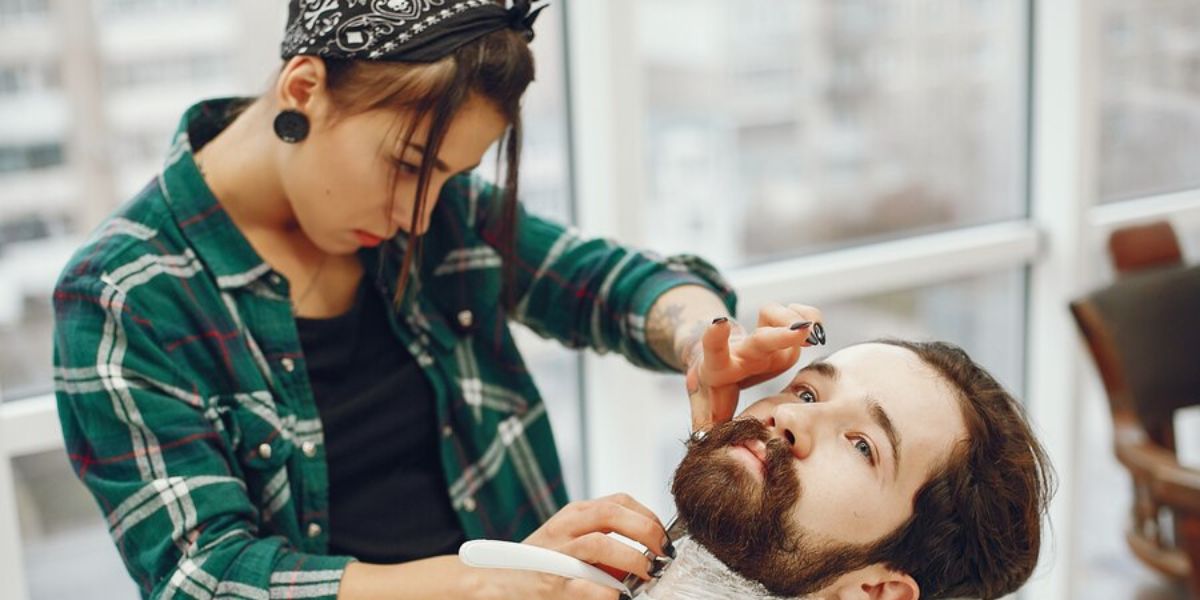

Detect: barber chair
1070,221,1200,592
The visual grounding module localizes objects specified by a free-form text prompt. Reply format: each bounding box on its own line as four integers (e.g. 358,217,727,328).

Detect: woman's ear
275,55,331,120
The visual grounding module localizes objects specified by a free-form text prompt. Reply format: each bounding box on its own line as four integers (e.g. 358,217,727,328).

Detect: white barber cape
635,538,796,600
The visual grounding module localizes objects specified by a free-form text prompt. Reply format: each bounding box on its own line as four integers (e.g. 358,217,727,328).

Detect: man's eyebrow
407,143,480,174
867,396,902,478
799,361,838,380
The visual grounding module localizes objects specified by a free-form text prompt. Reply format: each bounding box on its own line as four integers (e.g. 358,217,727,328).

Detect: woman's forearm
645,285,732,371
338,556,480,600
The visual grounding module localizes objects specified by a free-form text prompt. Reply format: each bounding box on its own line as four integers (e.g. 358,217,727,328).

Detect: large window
5,2,1198,600
630,0,1028,266
1098,0,1200,202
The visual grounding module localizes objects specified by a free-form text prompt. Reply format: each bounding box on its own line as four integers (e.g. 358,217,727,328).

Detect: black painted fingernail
712,317,729,325
620,594,633,600
664,539,677,559
814,322,826,344
789,320,813,331
650,555,672,577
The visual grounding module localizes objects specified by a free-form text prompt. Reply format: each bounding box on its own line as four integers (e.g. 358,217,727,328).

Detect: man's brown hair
866,339,1055,599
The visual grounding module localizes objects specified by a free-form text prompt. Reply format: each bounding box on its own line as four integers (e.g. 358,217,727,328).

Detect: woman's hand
685,303,824,432
338,494,666,600
513,493,670,599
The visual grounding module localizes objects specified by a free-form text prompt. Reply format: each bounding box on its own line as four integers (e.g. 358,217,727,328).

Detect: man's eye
794,389,816,404
854,439,874,462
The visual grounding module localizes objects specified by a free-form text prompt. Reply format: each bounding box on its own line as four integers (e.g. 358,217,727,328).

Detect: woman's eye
795,389,816,404
854,439,874,462
396,161,420,175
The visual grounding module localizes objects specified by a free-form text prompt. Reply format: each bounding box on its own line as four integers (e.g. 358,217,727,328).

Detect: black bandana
281,0,547,63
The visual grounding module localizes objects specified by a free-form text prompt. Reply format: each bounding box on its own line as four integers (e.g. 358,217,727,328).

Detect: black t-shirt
296,279,465,564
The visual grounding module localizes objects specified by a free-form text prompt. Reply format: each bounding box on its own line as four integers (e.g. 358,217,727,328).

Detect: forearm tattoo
647,302,706,371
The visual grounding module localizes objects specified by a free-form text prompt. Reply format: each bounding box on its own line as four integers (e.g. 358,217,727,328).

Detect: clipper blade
622,515,689,598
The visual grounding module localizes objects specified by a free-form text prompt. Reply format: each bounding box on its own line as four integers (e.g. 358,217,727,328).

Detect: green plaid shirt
52,98,736,600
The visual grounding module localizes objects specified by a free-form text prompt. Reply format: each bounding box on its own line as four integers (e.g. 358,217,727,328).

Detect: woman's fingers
560,531,654,581
561,498,668,556
736,324,813,362
596,493,665,536
700,318,733,372
758,303,823,328
694,384,739,431
785,303,824,326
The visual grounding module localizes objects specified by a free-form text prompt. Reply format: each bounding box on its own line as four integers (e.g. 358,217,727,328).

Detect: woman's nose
767,407,814,460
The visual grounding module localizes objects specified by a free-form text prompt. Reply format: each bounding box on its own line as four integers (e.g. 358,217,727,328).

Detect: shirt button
257,443,273,460
281,358,296,373
441,425,454,438
462,497,477,513
307,523,322,538
301,441,317,458
457,310,474,329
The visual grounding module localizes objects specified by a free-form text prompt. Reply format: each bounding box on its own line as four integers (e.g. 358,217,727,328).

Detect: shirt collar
159,97,272,290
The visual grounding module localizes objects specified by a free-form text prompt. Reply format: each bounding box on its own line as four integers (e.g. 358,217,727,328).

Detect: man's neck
639,538,798,600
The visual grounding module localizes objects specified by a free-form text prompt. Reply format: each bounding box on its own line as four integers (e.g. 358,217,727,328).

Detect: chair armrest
1115,422,1200,514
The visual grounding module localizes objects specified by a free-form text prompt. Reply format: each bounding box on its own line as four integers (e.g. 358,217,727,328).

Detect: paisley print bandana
281,0,548,63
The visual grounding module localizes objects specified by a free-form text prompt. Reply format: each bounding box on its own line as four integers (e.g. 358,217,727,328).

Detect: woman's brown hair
320,19,535,306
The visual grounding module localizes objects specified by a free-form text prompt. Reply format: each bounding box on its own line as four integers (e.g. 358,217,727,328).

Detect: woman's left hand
685,303,824,431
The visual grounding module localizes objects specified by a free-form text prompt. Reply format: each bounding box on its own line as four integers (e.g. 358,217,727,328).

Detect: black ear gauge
273,109,311,143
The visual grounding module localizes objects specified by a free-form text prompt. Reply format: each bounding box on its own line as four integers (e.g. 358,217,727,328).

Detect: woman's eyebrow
406,143,481,174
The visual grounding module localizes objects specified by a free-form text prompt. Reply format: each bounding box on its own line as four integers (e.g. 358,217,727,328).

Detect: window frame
6,1,1200,599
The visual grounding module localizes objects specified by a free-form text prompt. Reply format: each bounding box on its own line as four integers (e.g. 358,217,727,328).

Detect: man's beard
671,418,878,597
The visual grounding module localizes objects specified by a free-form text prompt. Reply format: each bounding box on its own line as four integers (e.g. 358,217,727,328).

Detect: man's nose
767,405,815,460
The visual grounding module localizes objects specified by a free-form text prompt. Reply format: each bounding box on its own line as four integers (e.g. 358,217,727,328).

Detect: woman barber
51,2,823,598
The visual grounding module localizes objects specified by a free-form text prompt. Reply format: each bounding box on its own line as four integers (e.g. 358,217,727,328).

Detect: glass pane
631,0,1028,267
505,12,586,500
15,450,140,599
0,2,288,402
1099,1,1200,202
623,269,1026,517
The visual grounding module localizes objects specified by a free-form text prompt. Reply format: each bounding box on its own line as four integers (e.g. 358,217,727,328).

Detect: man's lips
731,439,770,475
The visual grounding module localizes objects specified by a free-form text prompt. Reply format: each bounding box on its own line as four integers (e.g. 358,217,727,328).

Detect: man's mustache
687,418,798,490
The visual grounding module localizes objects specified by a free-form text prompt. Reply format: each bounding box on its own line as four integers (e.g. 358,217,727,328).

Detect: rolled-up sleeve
470,175,738,372
53,275,353,600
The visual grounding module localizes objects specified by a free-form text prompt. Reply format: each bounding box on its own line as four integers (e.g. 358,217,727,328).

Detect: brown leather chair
1070,221,1200,591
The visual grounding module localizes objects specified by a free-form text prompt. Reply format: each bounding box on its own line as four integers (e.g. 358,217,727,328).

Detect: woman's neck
192,98,298,235
640,538,798,600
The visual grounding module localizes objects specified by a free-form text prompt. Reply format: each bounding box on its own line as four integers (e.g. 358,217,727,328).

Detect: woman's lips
354,230,384,248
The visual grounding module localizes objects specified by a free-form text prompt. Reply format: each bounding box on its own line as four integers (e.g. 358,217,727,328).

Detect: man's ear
823,564,919,600
857,565,918,600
